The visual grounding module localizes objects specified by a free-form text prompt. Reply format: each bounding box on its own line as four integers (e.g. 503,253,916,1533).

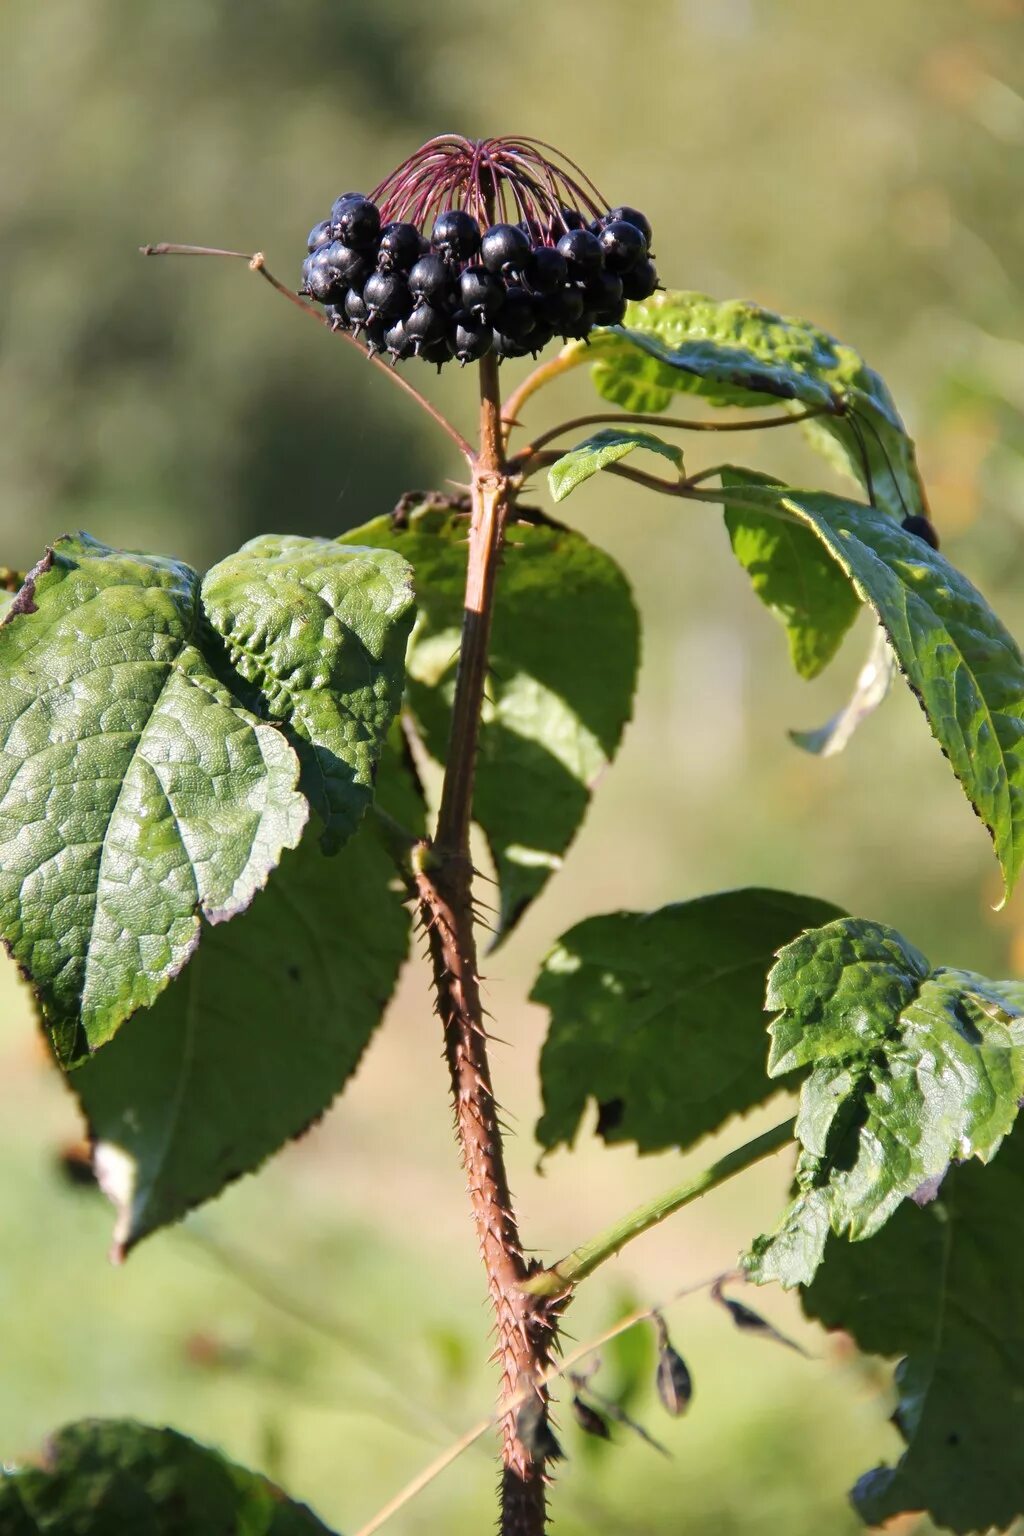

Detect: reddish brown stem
421,353,556,1535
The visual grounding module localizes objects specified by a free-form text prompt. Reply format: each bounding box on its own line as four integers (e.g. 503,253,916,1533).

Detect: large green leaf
804,1124,1024,1534
203,534,415,853
721,471,1024,899
579,291,924,520
0,1419,338,1534
73,820,409,1255
548,427,683,503
534,889,843,1155
722,467,860,679
0,536,308,1065
747,918,1024,1287
341,502,639,940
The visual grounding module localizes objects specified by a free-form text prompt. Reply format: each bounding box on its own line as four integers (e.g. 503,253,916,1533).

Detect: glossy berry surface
307,220,333,253
480,223,531,276
525,245,568,295
453,316,493,364
459,267,504,319
556,228,602,276
620,257,659,302
333,196,381,251
363,271,412,321
605,204,654,243
432,209,482,262
405,302,448,350
599,219,647,273
408,254,453,306
377,222,422,272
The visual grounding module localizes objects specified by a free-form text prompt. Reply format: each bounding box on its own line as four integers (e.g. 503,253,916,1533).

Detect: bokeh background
3,2,1024,1532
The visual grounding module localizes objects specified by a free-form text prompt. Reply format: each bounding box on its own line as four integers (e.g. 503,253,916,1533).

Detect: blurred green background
2,1,1024,1531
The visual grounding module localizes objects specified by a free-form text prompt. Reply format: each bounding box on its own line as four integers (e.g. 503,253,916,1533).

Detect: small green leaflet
548,427,683,503
804,1125,1024,1534
746,918,1024,1288
203,533,415,853
0,1419,339,1534
720,470,1024,899
534,888,843,1155
0,533,412,1066
577,290,924,520
722,467,860,679
74,819,410,1255
341,502,639,940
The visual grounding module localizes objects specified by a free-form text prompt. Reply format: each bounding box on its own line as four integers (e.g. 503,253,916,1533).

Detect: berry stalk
421,355,556,1536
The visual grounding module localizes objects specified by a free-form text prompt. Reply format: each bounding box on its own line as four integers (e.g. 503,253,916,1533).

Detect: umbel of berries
298,134,661,371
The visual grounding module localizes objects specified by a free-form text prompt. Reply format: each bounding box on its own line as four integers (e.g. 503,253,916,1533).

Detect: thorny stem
523,1118,796,1298
420,351,555,1536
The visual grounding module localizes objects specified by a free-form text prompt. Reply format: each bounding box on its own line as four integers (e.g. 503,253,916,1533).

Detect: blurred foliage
1,0,1023,1533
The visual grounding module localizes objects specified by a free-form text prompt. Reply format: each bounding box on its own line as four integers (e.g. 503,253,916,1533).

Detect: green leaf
0,536,308,1066
547,427,683,503
0,1418,338,1534
534,888,843,1155
746,918,1024,1288
202,533,415,853
803,1123,1024,1534
341,501,639,940
73,819,409,1255
580,291,924,520
721,471,1024,899
789,623,895,755
722,467,860,679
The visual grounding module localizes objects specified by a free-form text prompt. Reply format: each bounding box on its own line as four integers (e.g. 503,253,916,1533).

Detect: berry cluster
298,137,659,369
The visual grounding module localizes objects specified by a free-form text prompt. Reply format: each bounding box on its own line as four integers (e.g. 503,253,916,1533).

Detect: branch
140,244,475,463
500,347,590,435
351,1267,729,1536
514,405,829,465
523,1119,796,1298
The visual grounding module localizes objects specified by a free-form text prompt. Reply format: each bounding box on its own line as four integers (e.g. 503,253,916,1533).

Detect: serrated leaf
0,1418,338,1534
534,888,843,1154
548,428,683,503
202,534,415,853
722,467,860,679
340,502,638,940
721,471,1024,899
803,1124,1024,1534
578,291,924,520
73,819,409,1255
789,623,896,755
0,536,308,1066
746,919,1024,1288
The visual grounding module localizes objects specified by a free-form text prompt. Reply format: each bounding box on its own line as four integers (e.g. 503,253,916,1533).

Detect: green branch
523,1117,795,1297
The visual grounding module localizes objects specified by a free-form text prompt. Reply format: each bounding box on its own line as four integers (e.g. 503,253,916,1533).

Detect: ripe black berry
325,241,371,289
300,248,340,303
405,302,448,352
459,266,504,320
453,316,493,365
605,205,654,244
480,223,531,277
383,317,413,362
492,328,532,360
538,286,585,335
432,209,482,263
557,207,589,232
377,221,422,272
362,316,387,357
330,192,361,224
408,254,454,307
362,271,413,321
901,514,940,550
332,196,381,251
524,245,569,295
344,286,370,331
583,270,625,320
599,219,647,274
420,334,454,371
495,285,537,342
620,257,659,302
307,220,333,253
556,228,603,277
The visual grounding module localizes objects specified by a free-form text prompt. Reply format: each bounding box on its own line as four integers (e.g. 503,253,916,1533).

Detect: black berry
408,254,454,307
480,223,531,277
583,270,625,321
300,248,339,303
557,207,589,232
332,196,381,251
459,266,504,320
383,317,413,362
605,204,654,244
325,241,371,289
599,219,647,274
538,286,585,334
432,209,482,263
620,257,659,302
420,334,454,371
556,228,603,277
344,286,370,332
405,302,449,352
524,245,568,295
453,315,493,365
362,271,413,321
307,220,333,253
377,221,422,272
901,514,940,550
495,285,537,342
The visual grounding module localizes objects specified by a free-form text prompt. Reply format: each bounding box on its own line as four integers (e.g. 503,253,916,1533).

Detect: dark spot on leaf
596,1098,625,1137
947,1431,960,1447
287,964,301,982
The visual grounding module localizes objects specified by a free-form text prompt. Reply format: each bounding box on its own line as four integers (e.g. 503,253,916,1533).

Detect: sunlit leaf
548,427,683,503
